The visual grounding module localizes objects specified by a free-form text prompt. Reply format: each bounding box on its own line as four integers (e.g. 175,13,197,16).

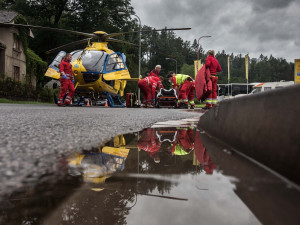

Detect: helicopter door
45,51,66,79
103,52,126,73
103,52,130,81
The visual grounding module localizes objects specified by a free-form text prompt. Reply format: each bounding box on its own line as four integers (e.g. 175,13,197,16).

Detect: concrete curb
198,84,300,184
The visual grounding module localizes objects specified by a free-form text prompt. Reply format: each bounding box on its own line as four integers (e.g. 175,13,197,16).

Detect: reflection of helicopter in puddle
0,22,190,106
68,135,130,183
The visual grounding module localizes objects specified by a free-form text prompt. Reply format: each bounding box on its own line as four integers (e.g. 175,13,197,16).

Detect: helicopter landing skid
103,92,125,108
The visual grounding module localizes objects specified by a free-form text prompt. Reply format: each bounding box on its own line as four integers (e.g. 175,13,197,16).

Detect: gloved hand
63,75,67,79
72,80,75,84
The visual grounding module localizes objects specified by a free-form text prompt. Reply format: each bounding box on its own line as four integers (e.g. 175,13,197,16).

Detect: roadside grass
0,97,206,107
0,98,50,104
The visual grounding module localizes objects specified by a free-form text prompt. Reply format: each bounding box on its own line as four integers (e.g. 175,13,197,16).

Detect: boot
147,104,154,108
178,103,188,109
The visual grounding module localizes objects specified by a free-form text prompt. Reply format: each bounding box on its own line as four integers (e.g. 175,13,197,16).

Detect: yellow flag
194,60,202,79
295,59,300,84
245,54,249,80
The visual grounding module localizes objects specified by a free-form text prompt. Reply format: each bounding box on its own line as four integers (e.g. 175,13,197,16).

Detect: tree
180,64,194,77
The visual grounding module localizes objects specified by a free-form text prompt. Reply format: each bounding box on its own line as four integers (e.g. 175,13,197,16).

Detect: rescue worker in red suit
58,53,75,106
137,76,162,108
137,128,162,163
149,74,164,90
148,65,161,78
167,72,195,109
205,50,221,109
148,65,164,89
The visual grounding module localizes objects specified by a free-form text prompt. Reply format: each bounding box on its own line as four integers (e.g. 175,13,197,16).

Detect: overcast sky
131,0,299,62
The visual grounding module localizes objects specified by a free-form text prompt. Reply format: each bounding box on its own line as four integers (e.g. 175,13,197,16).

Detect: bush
0,77,53,102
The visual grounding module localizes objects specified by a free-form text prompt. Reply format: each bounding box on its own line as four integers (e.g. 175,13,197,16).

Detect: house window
13,35,20,50
13,66,20,81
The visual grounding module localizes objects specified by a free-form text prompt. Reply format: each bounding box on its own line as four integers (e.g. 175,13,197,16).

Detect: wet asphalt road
0,104,200,199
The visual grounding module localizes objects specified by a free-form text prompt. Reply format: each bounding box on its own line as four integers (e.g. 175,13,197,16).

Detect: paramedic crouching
167,71,195,109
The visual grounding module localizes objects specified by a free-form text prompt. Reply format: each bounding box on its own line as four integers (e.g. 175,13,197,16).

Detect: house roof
0,10,19,23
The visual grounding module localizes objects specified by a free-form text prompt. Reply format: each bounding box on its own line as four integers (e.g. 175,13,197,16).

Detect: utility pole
196,36,211,72
118,11,142,104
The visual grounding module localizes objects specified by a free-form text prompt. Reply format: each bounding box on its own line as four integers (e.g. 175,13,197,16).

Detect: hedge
0,77,54,103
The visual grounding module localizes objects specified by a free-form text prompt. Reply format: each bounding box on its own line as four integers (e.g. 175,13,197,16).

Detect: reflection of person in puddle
203,159,216,174
171,128,195,156
194,132,217,174
137,128,162,161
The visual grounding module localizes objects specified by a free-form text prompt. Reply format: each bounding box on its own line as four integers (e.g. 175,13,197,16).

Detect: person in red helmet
137,76,160,108
204,50,221,109
57,53,75,106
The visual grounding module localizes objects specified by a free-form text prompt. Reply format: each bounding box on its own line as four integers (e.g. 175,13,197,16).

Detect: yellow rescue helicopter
0,22,190,106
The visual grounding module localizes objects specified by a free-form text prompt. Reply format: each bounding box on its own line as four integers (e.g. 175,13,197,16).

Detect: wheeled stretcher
156,88,178,108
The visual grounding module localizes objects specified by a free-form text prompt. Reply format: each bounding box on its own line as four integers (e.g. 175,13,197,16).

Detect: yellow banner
245,54,249,80
295,59,300,84
228,56,230,82
194,60,202,79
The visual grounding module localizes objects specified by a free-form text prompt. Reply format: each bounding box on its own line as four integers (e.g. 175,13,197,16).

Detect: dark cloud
131,0,300,62
252,0,295,12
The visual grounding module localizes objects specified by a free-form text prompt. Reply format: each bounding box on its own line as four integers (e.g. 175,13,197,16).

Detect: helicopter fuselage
45,42,132,97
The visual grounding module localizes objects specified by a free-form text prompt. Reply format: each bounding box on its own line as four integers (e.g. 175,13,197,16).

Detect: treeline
1,0,294,89
214,51,294,84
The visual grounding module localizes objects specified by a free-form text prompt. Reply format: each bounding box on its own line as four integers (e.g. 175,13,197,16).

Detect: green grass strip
0,98,50,104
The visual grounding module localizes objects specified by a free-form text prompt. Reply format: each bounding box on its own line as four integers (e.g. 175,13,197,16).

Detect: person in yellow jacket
167,71,195,109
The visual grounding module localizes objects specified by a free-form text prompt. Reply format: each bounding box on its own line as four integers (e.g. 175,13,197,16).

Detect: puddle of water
1,118,300,225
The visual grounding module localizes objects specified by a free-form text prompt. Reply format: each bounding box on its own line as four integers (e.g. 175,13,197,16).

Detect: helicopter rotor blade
45,38,92,54
0,23,97,38
107,38,138,46
104,27,191,39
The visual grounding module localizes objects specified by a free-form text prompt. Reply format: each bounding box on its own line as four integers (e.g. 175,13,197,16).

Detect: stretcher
156,88,178,108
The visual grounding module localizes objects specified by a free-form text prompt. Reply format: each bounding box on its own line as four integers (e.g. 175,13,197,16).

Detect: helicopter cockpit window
81,50,108,72
49,51,66,72
104,52,126,73
70,50,83,63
